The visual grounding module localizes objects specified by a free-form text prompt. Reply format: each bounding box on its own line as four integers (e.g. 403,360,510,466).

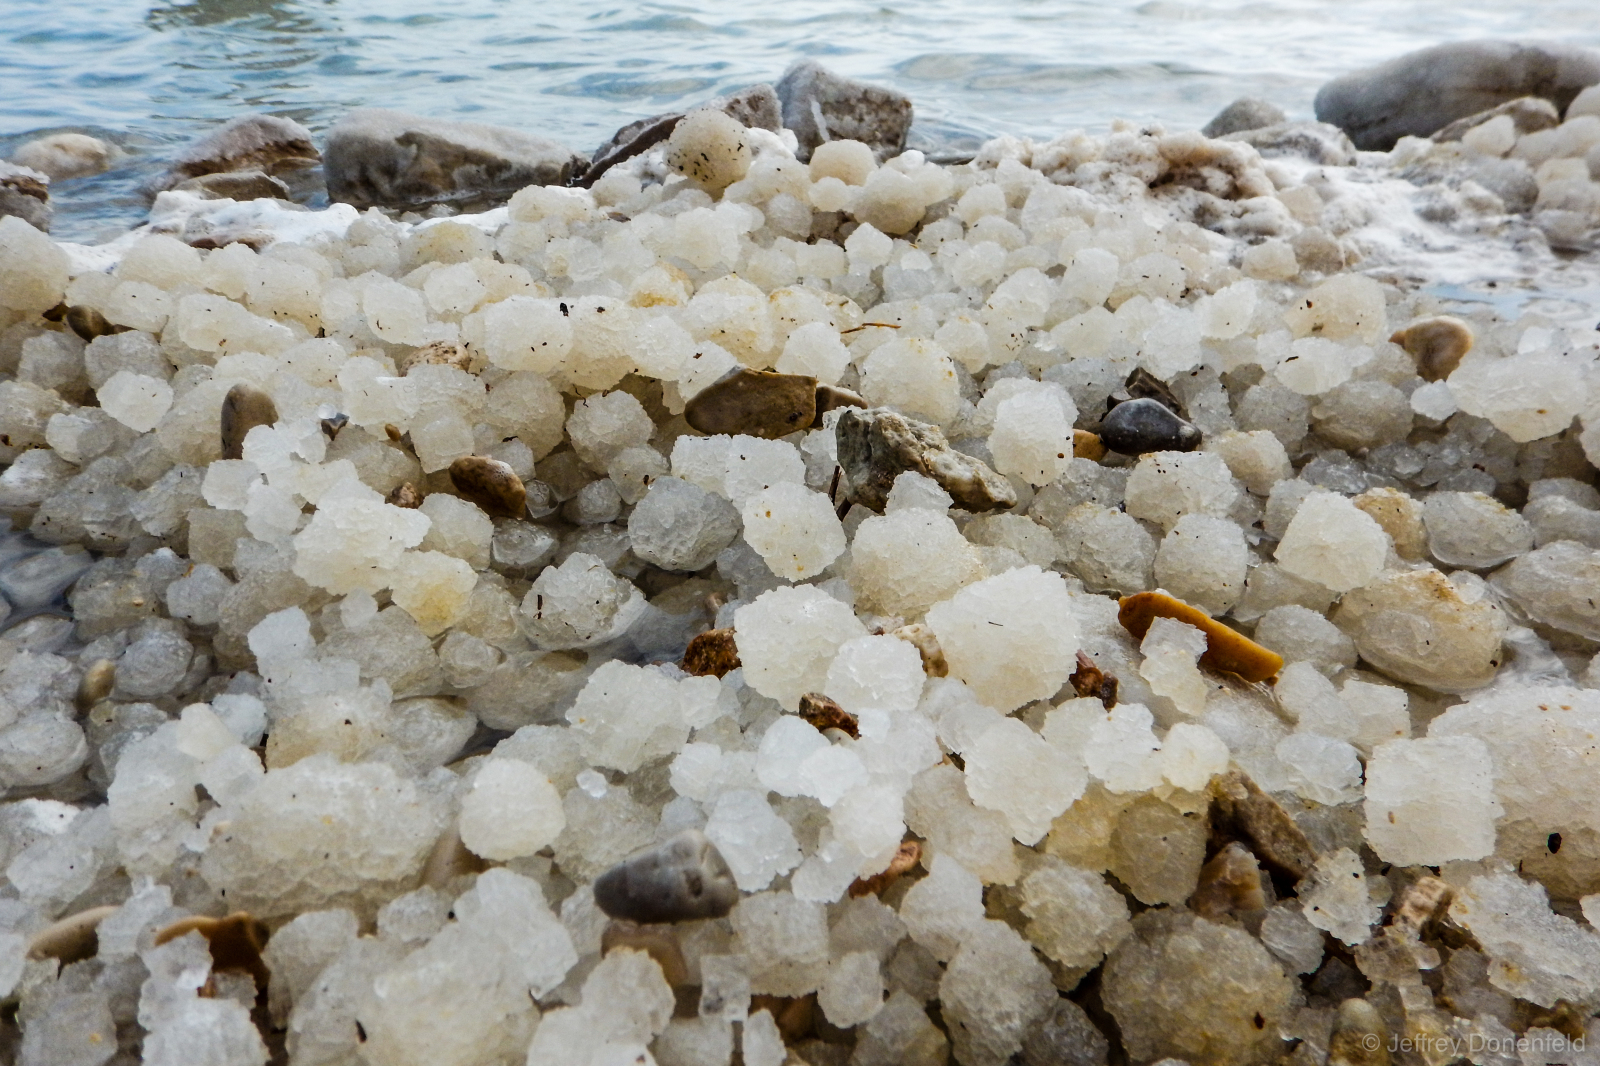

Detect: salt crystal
1275,491,1388,592
1364,735,1499,866
741,482,846,580
1299,847,1379,946
99,370,174,433
924,566,1077,713
458,758,565,860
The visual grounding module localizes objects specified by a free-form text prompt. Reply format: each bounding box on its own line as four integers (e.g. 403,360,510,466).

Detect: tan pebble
26,904,119,964
400,340,472,374
66,306,125,343
1352,486,1427,561
1068,650,1117,708
1189,841,1266,920
600,923,690,986
751,993,817,1043
1209,770,1317,881
1392,875,1451,936
448,455,527,519
75,658,116,712
154,912,271,988
1390,315,1472,382
812,382,867,426
890,622,948,677
1072,429,1107,461
685,366,818,439
421,823,488,888
848,839,921,899
384,423,404,443
386,482,423,509
1118,590,1284,682
1328,998,1390,1066
681,627,741,678
797,692,859,739
220,383,279,461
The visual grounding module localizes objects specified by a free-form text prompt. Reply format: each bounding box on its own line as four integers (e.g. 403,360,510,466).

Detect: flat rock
0,162,51,231
835,406,1016,513
1432,95,1561,141
684,366,817,439
1221,121,1356,166
776,59,913,163
150,113,318,193
1202,97,1288,138
324,108,582,210
592,829,740,924
578,83,781,189
174,169,292,201
10,133,119,181
1314,40,1600,150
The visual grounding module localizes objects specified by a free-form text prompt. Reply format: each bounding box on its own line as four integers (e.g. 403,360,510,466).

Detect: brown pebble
1072,429,1106,461
1123,366,1183,412
220,383,279,461
154,912,272,989
448,455,527,519
41,302,68,323
26,904,119,964
1189,841,1267,920
75,658,116,712
1391,875,1451,937
384,423,404,443
812,382,867,426
1390,315,1473,382
848,839,921,899
421,823,488,888
1208,770,1317,881
601,923,690,986
400,340,472,375
685,366,818,439
386,482,423,509
750,993,816,1043
798,692,860,739
891,622,948,678
681,627,741,678
1522,999,1589,1043
1068,650,1118,708
320,412,349,441
66,306,126,343
1117,591,1284,683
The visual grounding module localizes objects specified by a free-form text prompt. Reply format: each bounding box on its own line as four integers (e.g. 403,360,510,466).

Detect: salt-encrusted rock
627,475,741,572
1103,908,1294,1066
1100,397,1201,455
684,366,817,439
1491,540,1600,641
518,551,647,648
10,132,118,181
578,83,781,188
1314,40,1600,150
1275,491,1389,593
776,59,913,162
323,108,581,209
448,455,526,519
219,383,278,461
836,406,1015,513
1334,568,1506,691
1433,94,1561,141
173,169,291,201
593,829,739,924
1222,121,1357,166
1202,97,1288,137
664,109,753,194
1449,872,1600,1007
148,113,318,193
0,162,51,231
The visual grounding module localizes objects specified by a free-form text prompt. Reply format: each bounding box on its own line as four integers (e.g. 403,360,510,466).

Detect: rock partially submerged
777,59,913,162
1432,95,1561,142
1202,97,1287,138
173,169,292,202
149,113,319,194
577,84,782,189
1315,40,1600,149
835,406,1016,513
324,108,582,209
0,162,51,231
10,132,119,181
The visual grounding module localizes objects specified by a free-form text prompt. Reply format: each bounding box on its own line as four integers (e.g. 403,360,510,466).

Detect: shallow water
4,0,1600,242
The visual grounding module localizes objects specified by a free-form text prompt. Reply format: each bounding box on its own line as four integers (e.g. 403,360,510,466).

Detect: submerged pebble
592,829,740,924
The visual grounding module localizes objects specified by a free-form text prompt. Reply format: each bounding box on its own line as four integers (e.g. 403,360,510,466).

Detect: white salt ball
1273,337,1372,396
860,338,961,425
665,109,753,193
824,634,926,724
850,508,982,616
292,487,432,594
389,550,477,637
1448,349,1588,443
1363,736,1500,866
98,371,173,433
1300,847,1380,946
458,758,566,860
1157,722,1230,791
363,276,428,345
1275,492,1389,593
734,585,867,709
845,223,894,271
989,384,1077,487
884,471,952,512
964,717,1087,845
818,951,885,1028
567,389,653,468
1124,451,1240,532
809,140,876,186
925,566,1078,713
483,296,571,373
776,321,851,385
741,482,846,581
1154,513,1248,616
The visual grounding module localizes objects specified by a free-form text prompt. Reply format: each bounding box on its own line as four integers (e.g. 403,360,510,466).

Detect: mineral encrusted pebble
447,454,527,518
836,405,1017,512
592,829,740,924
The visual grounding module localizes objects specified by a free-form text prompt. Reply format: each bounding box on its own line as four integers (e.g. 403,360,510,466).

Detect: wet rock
65,306,125,343
1208,770,1318,882
10,133,119,181
776,59,913,163
386,482,423,509
836,406,1016,513
0,162,51,231
220,383,279,461
26,905,119,964
150,113,319,193
681,626,740,678
1119,591,1284,682
891,622,948,677
813,382,867,424
173,169,292,201
1190,841,1268,920
448,455,527,519
154,912,272,988
798,691,859,738
1202,97,1288,138
848,839,921,899
1433,95,1561,141
577,83,781,189
1100,398,1202,455
685,366,818,439
319,412,349,440
1390,315,1473,381
1122,366,1182,410
324,108,582,210
1222,121,1357,166
592,828,740,924
1314,40,1600,150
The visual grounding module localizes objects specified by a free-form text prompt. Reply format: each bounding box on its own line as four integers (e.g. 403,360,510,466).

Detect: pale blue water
5,0,1600,242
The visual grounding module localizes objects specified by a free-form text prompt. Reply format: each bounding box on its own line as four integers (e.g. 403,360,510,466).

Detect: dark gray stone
150,114,318,194
1202,97,1287,138
576,84,781,189
592,829,739,924
776,59,913,162
1099,398,1202,456
1222,122,1356,167
323,108,581,209
0,163,51,232
1315,40,1600,150
1432,95,1561,142
836,406,1016,514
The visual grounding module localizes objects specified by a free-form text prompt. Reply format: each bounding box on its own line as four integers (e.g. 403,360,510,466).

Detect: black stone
592,829,740,924
1099,397,1202,455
